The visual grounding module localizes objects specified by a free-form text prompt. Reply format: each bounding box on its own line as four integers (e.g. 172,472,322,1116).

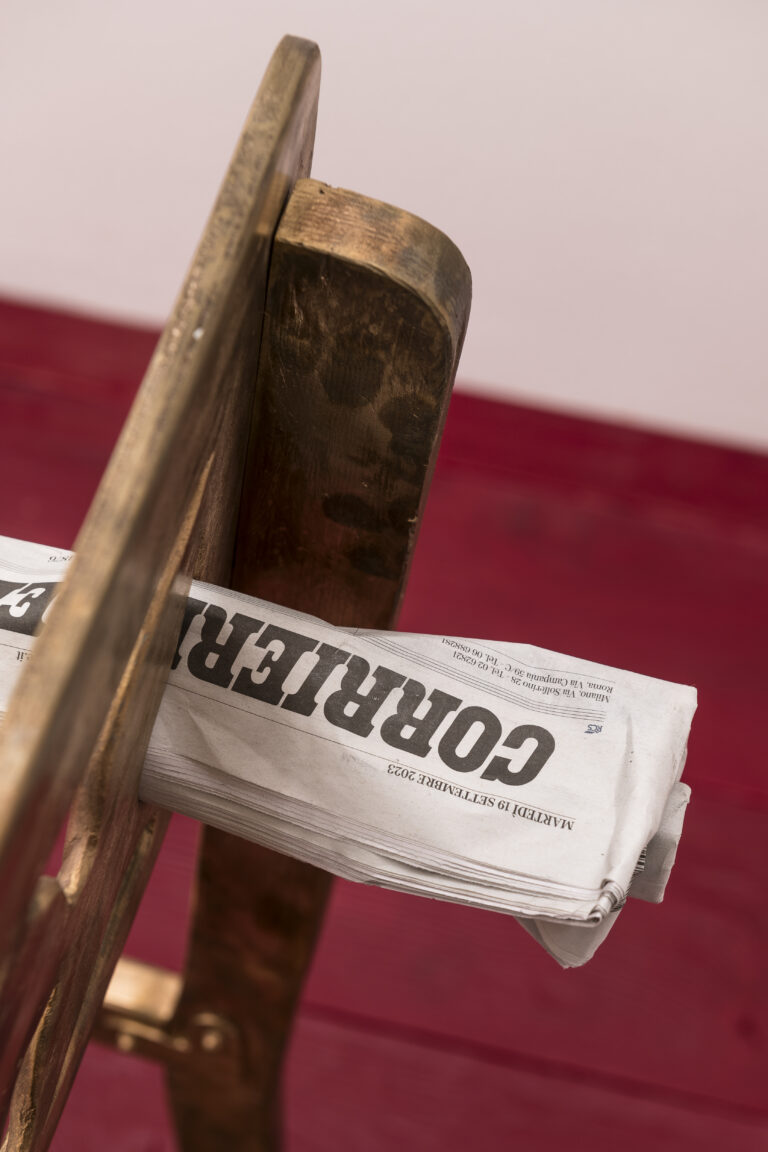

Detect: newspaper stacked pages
0,536,696,967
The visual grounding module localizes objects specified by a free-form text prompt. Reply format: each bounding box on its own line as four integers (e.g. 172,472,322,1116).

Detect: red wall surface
1,299,766,1150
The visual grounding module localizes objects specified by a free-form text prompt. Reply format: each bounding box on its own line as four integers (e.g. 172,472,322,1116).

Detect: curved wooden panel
163,178,471,1152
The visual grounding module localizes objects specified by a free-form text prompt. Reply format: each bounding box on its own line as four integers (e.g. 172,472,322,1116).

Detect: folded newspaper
0,536,696,967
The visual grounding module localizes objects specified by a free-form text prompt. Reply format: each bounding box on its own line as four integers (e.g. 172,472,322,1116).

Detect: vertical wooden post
165,179,470,1151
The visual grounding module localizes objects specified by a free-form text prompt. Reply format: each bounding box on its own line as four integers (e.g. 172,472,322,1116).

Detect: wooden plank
122,815,200,973
164,178,471,1152
2,302,767,1143
437,393,768,532
0,35,322,1148
0,381,136,547
119,398,768,1114
48,1014,768,1152
0,297,157,389
304,791,768,1112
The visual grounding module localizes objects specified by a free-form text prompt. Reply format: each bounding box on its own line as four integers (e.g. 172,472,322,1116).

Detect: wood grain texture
166,178,471,1152
233,177,471,626
0,35,321,1149
285,1015,768,1152
0,301,766,1148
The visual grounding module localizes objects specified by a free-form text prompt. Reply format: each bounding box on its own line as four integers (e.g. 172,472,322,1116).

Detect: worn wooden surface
0,35,321,1150
163,177,470,1151
1,303,766,1149
232,177,471,625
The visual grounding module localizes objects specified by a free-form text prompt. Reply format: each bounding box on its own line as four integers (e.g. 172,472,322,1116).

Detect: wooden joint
96,958,244,1077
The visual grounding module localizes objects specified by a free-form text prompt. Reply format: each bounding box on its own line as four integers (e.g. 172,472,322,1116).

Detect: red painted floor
1,298,766,1148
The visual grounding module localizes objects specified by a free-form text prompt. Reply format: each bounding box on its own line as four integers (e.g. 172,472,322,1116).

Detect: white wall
1,1,766,449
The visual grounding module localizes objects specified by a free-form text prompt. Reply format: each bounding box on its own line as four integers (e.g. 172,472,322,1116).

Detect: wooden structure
0,37,471,1152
